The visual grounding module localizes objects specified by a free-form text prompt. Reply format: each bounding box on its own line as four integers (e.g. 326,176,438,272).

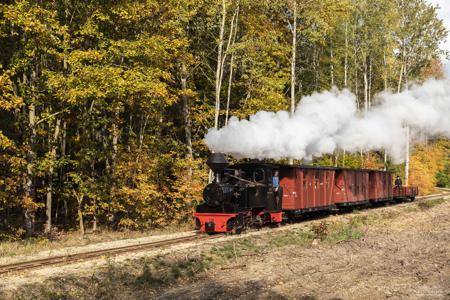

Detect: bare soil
1,197,449,300
160,198,450,300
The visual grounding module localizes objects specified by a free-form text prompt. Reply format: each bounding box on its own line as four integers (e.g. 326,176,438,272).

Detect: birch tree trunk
405,125,410,186
344,22,348,88
353,26,358,108
214,0,227,130
384,150,387,171
61,121,67,226
290,1,297,114
45,118,61,233
181,63,193,178
330,37,334,87
225,54,234,127
404,59,410,186
397,51,411,185
363,60,368,113
25,101,36,238
342,149,346,167
368,59,372,109
383,48,388,91
383,50,389,167
75,193,85,237
397,63,404,93
111,114,119,175
288,0,297,166
225,4,239,126
92,198,97,232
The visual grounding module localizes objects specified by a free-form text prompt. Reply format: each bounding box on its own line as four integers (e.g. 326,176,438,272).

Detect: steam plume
205,79,450,163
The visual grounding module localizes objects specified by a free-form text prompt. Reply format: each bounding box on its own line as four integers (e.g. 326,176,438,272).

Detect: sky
428,0,450,76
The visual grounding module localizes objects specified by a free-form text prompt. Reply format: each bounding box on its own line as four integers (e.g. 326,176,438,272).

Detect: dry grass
417,198,446,209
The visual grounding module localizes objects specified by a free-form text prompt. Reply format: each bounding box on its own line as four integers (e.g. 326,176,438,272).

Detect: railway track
1,189,449,276
0,234,218,275
418,188,450,201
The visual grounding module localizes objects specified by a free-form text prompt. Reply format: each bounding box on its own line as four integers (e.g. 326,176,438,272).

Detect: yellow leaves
0,74,23,111
110,151,206,229
22,196,43,211
118,218,137,229
420,58,445,81
178,89,197,104
0,131,14,150
363,152,384,170
69,50,105,65
409,140,449,195
1,0,65,44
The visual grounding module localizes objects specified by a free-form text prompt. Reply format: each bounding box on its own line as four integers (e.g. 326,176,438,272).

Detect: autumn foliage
0,0,447,239
409,140,450,195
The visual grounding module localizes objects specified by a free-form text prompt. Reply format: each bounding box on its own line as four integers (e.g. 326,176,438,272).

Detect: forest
0,0,449,239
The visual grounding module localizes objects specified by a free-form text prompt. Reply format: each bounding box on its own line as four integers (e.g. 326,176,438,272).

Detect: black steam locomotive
194,153,283,233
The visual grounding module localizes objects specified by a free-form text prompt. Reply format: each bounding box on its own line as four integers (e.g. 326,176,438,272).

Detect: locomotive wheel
227,218,244,234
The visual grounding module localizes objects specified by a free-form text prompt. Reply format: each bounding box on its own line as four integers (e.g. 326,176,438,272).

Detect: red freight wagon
279,166,335,212
369,171,393,201
393,186,418,200
333,169,370,205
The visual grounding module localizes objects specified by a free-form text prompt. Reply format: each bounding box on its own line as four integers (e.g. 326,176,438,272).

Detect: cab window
253,168,266,183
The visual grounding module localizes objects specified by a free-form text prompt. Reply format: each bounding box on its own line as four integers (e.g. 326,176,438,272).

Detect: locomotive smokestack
206,153,230,172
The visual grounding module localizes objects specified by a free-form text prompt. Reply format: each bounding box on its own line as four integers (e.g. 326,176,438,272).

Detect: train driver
395,175,402,187
272,170,279,191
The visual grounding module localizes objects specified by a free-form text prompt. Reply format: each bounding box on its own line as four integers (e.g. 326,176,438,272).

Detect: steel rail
0,234,218,275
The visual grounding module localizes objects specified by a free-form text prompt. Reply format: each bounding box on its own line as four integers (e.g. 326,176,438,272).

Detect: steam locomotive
193,153,418,234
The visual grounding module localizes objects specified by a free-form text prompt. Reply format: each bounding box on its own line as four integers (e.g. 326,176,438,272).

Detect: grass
403,206,419,213
417,198,446,210
324,222,364,243
268,229,315,247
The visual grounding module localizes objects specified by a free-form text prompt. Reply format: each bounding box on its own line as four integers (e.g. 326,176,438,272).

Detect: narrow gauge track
0,234,219,275
1,189,448,276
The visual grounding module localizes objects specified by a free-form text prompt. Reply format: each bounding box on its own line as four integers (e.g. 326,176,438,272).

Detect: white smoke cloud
205,79,450,163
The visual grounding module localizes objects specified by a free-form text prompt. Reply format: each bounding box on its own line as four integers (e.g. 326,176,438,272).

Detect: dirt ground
1,197,449,300
158,199,450,300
